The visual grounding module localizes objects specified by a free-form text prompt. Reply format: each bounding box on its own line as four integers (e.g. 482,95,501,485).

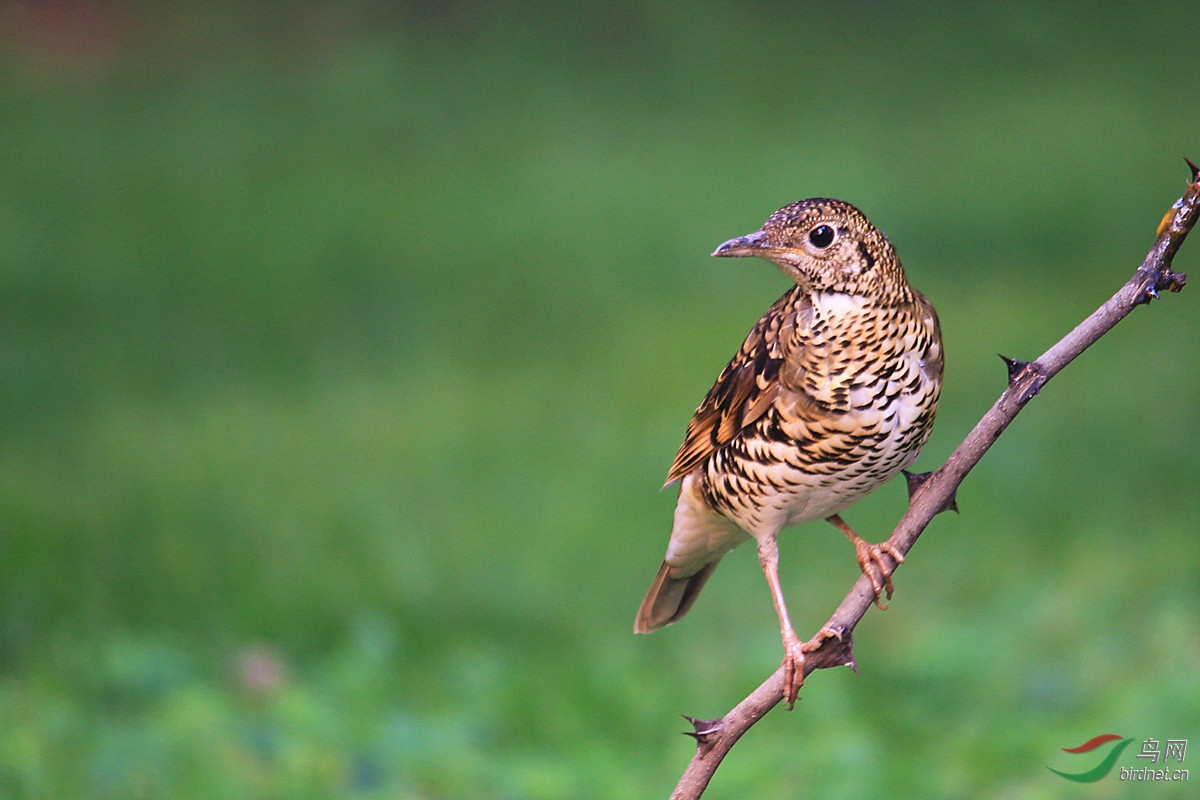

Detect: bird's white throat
811,290,869,318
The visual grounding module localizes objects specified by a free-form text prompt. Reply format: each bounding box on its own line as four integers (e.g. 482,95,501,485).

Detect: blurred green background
1,1,1197,797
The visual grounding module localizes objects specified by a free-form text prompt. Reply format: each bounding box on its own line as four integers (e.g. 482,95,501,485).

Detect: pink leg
757,534,807,708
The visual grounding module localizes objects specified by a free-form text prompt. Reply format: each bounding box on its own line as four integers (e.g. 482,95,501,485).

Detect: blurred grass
0,1,1198,797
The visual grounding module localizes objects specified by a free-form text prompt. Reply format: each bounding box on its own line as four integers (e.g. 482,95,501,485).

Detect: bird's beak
712,230,771,258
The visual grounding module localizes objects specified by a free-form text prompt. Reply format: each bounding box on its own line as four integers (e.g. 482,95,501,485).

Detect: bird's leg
756,534,806,709
826,514,904,610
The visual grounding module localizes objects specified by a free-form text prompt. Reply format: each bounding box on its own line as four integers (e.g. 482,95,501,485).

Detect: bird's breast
700,297,941,534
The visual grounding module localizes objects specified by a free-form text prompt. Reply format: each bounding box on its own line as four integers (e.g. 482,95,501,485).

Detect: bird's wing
665,287,809,485
913,289,944,383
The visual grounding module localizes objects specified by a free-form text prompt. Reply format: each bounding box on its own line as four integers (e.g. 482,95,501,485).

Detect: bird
634,198,943,707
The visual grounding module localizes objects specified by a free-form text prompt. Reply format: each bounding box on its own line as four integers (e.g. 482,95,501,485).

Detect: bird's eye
808,225,836,249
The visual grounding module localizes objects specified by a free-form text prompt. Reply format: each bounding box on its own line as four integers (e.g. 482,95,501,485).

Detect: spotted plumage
634,198,943,706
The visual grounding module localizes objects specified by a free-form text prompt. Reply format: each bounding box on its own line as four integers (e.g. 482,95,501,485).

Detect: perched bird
634,198,943,707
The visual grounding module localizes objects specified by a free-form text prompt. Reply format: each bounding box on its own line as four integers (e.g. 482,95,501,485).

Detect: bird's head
712,198,907,299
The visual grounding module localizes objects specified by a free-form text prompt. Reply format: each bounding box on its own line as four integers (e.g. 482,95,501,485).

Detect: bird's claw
855,539,904,610
814,623,844,643
781,631,808,709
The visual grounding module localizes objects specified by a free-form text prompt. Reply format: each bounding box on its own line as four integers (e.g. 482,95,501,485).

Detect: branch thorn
681,715,723,749
997,353,1030,384
903,469,959,515
808,625,857,670
1162,270,1187,294
998,355,1046,403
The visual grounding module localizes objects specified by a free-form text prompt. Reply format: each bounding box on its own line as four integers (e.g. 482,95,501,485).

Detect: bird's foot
853,538,904,610
781,629,808,709
826,515,904,610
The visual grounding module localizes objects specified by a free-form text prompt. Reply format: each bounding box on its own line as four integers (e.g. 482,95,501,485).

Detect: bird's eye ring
808,224,836,249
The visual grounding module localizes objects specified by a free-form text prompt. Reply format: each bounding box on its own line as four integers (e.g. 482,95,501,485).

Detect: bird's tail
633,559,721,633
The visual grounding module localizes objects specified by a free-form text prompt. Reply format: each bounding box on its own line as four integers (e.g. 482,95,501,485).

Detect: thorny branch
669,162,1200,800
